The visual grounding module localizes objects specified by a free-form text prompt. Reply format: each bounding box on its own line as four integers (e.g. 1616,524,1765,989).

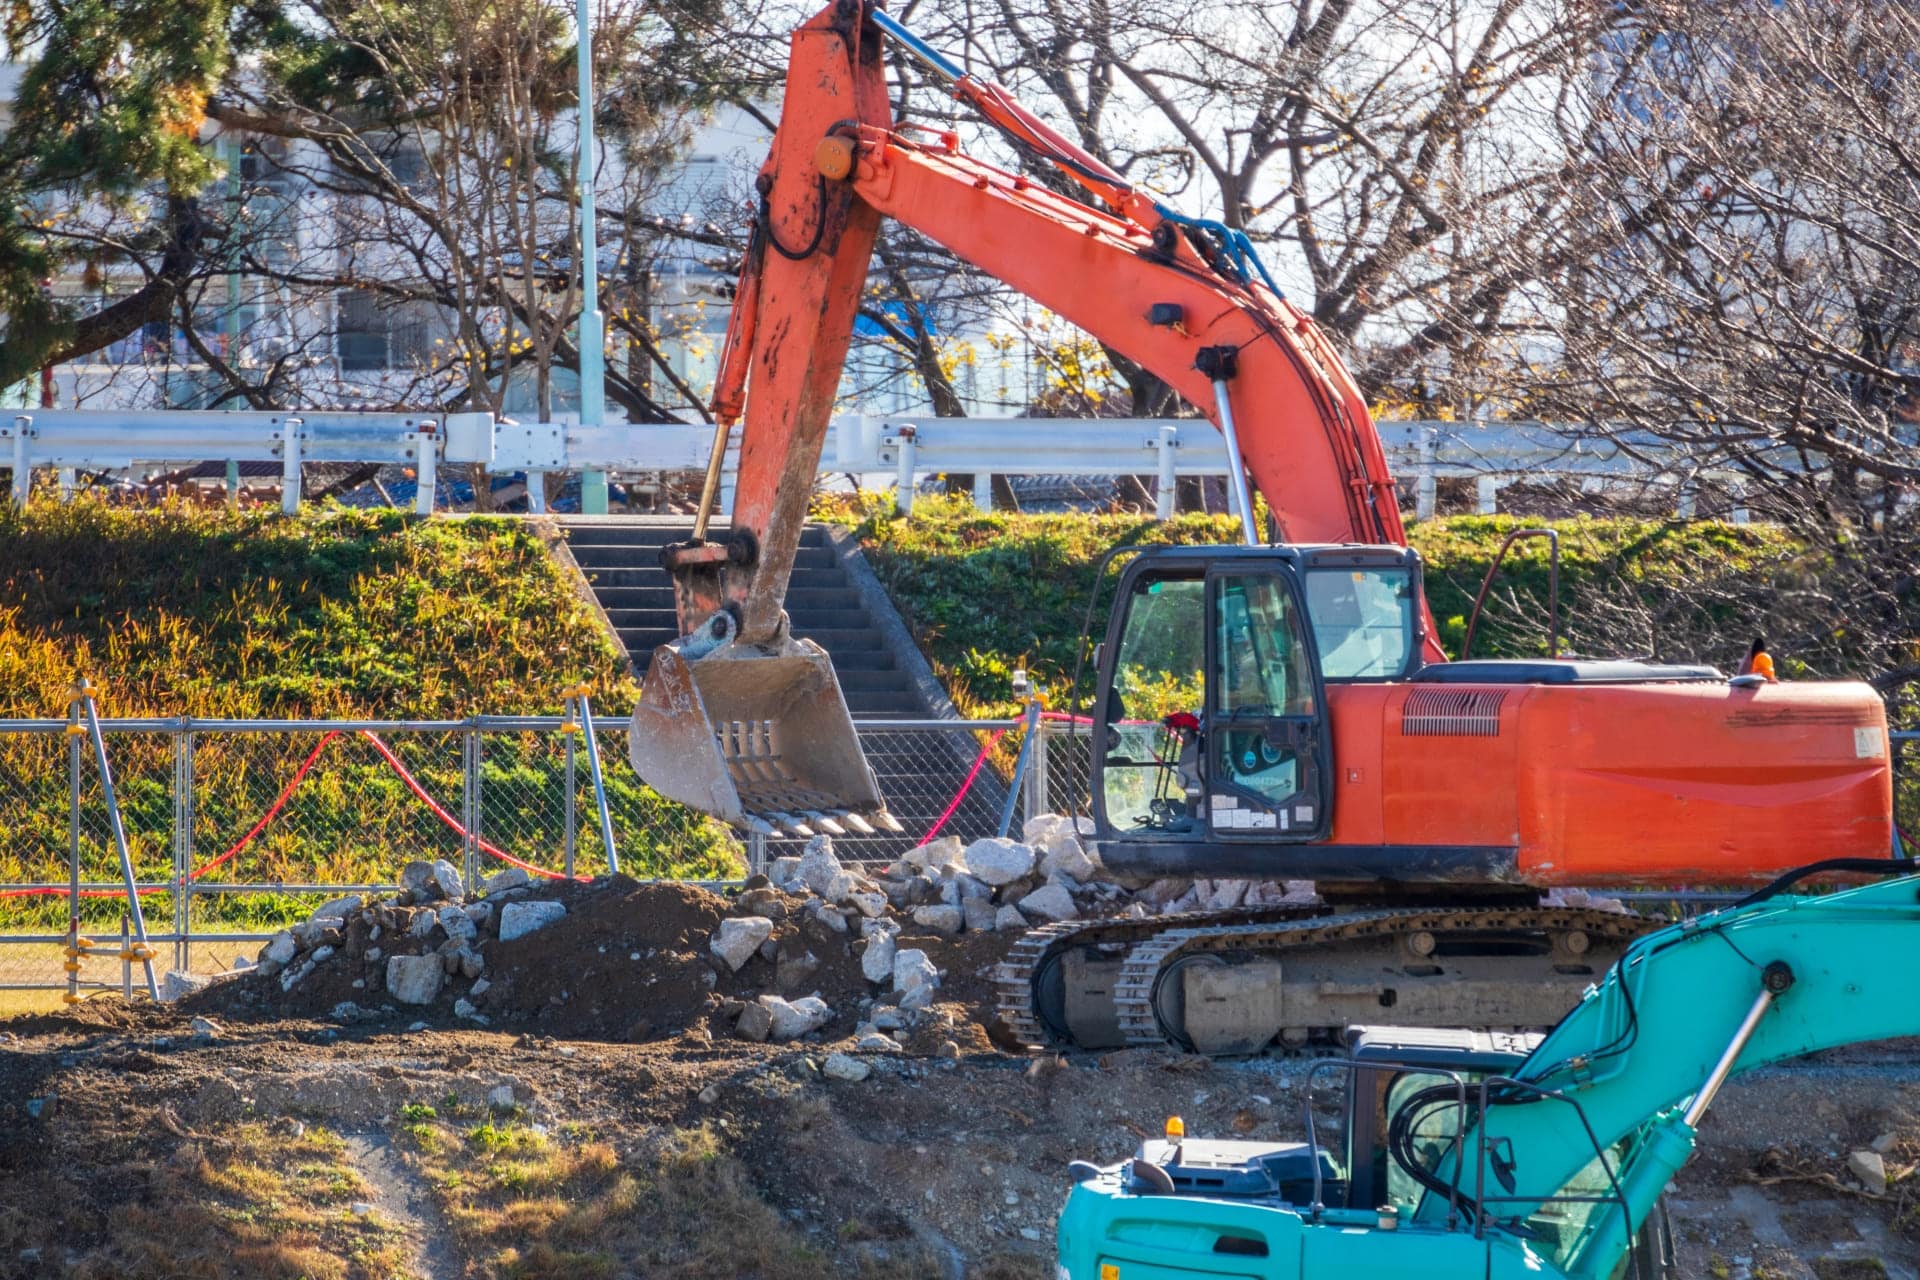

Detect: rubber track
1112,906,1661,1049
991,904,1334,1048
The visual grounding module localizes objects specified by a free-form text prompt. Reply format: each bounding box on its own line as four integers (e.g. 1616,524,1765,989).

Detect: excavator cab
1092,545,1420,854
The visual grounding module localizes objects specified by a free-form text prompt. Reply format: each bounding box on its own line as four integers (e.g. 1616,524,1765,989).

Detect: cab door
1204,565,1332,841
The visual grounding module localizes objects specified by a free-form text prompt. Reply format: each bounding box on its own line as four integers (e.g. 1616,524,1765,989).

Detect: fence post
73,679,159,1001
563,726,578,879
66,693,82,1006
1024,717,1051,824
174,722,192,973
573,687,620,877
462,720,481,892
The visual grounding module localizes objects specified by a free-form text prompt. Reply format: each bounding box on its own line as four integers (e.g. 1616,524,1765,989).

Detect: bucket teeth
802,810,847,836
871,810,905,834
836,810,876,836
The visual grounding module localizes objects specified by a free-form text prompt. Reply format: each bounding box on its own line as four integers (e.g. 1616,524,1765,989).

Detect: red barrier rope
0,727,586,900
917,727,1010,846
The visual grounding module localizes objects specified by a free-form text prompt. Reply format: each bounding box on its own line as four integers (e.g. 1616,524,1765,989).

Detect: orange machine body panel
1334,679,1892,886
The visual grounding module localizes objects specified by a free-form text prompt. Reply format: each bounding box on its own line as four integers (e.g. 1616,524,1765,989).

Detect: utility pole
576,0,609,515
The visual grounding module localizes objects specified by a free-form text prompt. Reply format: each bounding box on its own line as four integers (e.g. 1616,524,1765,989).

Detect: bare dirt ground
0,878,1914,1279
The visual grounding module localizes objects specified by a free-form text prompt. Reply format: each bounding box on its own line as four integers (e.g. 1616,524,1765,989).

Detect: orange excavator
628,0,1896,1052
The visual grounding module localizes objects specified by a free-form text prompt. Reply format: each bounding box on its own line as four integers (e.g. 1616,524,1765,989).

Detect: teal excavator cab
1056,858,1920,1280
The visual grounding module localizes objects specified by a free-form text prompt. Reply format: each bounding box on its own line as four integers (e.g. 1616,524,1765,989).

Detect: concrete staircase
558,519,1008,856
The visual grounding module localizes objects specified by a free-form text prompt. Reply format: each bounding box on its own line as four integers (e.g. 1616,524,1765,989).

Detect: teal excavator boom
1056,858,1920,1280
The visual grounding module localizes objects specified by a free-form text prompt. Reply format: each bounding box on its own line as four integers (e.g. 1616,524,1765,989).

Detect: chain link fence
0,711,1046,992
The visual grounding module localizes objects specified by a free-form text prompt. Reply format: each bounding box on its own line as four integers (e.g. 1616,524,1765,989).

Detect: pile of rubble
705,815,1318,1055
234,858,567,1023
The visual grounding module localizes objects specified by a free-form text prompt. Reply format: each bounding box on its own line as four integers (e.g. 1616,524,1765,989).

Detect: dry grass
397,1113,934,1279
56,1123,411,1280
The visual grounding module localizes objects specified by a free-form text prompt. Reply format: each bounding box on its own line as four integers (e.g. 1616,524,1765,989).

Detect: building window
337,290,433,371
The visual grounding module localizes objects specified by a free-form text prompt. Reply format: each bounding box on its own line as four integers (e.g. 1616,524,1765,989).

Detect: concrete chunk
386,954,445,1005
710,916,774,972
498,900,566,941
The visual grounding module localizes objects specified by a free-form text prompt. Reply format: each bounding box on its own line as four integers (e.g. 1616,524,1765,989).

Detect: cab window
1305,567,1415,679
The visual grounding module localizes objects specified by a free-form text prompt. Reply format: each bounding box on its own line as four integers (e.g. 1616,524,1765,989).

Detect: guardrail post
9,415,32,507
1475,475,1499,515
527,471,548,515
414,427,438,516
886,425,918,514
1417,426,1438,519
278,415,305,516
972,471,992,510
1152,424,1178,519
57,468,75,503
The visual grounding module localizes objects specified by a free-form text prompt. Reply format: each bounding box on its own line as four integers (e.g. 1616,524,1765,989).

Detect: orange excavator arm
631,0,1444,832
678,0,1442,661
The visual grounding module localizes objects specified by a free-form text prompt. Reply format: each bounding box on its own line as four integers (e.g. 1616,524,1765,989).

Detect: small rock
1018,882,1079,922
159,970,209,1003
1848,1149,1888,1196
759,994,833,1041
735,1002,774,1042
770,856,803,887
822,1052,872,1082
892,948,939,996
935,1040,961,1059
350,1201,375,1217
1040,839,1098,883
470,977,491,998
899,983,937,1012
698,1084,722,1104
428,859,467,902
308,894,363,924
386,954,445,1005
904,835,962,871
861,930,898,984
1139,877,1190,906
964,837,1036,886
262,931,297,965
488,1084,516,1111
330,1002,364,1023
912,904,964,937
309,945,335,965
408,911,439,940
408,1021,429,1032
499,900,567,942
481,866,530,895
464,901,493,929
962,897,998,933
871,1007,907,1031
777,948,822,993
737,887,788,920
367,946,383,963
459,950,485,980
188,1015,223,1038
799,834,844,896
1870,1131,1898,1154
855,1033,903,1053
437,904,478,943
1205,878,1251,911
453,998,485,1022
848,891,888,919
399,860,440,901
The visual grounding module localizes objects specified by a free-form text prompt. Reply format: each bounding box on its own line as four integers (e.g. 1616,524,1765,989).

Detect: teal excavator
1055,858,1919,1280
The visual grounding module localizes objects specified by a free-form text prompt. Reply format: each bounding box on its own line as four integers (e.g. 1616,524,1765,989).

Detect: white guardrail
2,408,1753,521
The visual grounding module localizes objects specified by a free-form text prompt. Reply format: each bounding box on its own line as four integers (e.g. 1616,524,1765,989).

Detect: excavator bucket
628,637,902,838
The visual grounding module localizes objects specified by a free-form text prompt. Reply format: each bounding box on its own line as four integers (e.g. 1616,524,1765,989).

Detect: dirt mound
187,876,1019,1049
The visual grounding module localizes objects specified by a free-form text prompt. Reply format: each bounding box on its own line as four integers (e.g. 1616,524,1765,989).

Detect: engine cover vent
1402,688,1507,737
